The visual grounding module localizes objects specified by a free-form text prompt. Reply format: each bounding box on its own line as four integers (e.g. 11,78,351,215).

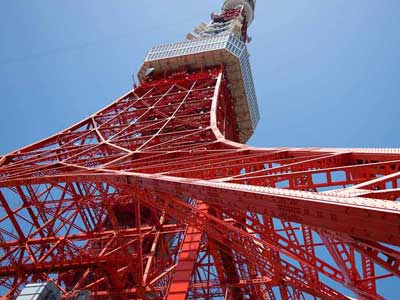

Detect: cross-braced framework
0,67,399,300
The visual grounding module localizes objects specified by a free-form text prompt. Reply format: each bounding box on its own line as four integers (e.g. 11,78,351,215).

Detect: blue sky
0,1,399,152
0,0,399,298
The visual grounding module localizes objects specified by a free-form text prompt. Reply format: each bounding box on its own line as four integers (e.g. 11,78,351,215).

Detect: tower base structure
0,67,399,300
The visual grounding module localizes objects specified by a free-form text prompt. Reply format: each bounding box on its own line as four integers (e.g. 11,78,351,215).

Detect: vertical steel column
166,204,207,300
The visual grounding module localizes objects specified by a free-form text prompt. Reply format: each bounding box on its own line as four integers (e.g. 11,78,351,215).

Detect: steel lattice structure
0,1,399,300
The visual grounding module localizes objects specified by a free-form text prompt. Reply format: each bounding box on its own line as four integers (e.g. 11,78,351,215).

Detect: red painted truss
0,67,399,300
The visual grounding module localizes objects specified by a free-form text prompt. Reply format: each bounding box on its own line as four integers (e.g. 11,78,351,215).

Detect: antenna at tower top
222,0,256,24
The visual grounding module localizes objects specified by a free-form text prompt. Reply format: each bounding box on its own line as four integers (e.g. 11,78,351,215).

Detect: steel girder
0,68,399,300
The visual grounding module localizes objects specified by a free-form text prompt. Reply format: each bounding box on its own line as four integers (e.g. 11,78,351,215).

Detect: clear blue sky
0,1,399,152
0,1,399,298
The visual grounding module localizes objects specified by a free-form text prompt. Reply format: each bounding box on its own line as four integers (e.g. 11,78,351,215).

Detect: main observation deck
138,34,259,143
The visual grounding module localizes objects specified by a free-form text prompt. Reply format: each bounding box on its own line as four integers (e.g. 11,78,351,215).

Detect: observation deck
138,33,259,143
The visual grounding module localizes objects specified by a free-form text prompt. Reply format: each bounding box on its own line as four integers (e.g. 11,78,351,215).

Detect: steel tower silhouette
0,1,399,299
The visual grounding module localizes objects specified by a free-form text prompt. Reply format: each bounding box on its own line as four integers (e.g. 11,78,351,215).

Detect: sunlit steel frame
0,67,399,300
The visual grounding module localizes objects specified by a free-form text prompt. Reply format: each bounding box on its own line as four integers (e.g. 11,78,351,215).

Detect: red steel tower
0,1,399,299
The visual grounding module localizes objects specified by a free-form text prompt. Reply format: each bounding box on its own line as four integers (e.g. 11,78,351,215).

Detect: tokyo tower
1,1,400,299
